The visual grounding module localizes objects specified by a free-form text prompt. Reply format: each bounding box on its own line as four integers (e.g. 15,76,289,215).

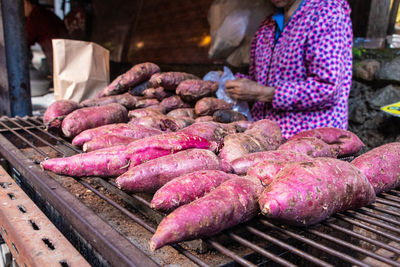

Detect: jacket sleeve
272,10,352,111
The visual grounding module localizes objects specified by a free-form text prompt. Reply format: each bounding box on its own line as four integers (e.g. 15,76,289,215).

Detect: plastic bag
203,66,252,120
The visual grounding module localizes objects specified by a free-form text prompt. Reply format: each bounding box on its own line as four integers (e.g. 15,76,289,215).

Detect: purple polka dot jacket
239,0,353,139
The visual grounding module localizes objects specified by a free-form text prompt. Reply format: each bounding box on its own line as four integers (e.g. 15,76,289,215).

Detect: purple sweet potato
150,170,237,212
42,132,211,177
149,72,200,91
247,160,288,185
231,150,312,175
80,93,138,109
352,142,400,194
160,95,190,113
43,100,81,130
178,122,228,143
135,98,159,109
167,108,196,119
259,158,376,226
149,175,264,250
129,115,169,131
244,119,283,150
72,123,161,146
82,134,137,152
227,120,253,133
161,117,195,132
142,87,171,101
96,62,160,98
195,97,234,116
288,127,365,156
116,149,222,193
176,80,218,102
278,137,339,158
195,116,214,122
41,145,131,177
128,108,163,119
219,133,266,163
213,109,247,123
61,103,128,138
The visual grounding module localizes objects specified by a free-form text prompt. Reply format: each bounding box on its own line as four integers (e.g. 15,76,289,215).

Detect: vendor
24,0,69,73
225,0,352,139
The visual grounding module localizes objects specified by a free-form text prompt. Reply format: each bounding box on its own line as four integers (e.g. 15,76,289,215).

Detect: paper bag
52,39,109,102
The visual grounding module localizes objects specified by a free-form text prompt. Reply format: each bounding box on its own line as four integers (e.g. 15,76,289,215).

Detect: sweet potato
227,120,253,133
176,80,218,102
178,122,228,143
82,134,137,152
80,93,138,109
149,72,200,91
129,115,169,131
41,145,131,177
195,97,234,116
150,175,264,250
167,108,196,119
62,103,128,138
43,100,80,131
213,110,247,123
97,62,160,98
278,137,338,158
72,123,161,146
128,108,163,119
116,149,222,193
150,170,237,212
160,95,190,113
195,116,214,122
130,81,151,96
231,150,311,175
219,133,267,163
288,127,365,156
142,87,171,101
43,132,211,177
351,142,400,194
135,98,159,109
244,119,283,150
161,117,195,132
258,158,376,226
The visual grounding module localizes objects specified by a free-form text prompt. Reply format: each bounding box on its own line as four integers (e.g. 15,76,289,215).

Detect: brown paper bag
52,39,109,102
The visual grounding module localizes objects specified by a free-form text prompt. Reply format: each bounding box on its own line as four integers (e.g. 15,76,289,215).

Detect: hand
225,79,275,102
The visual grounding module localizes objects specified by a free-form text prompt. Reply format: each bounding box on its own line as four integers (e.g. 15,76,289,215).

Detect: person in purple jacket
225,0,353,139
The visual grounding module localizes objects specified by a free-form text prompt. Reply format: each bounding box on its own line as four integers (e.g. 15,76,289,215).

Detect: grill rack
0,116,398,267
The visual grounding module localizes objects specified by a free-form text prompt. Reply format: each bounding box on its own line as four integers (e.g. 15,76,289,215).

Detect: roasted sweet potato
62,103,128,138
135,98,159,109
195,97,234,116
178,122,228,143
352,142,400,194
149,72,200,91
142,87,171,101
97,62,160,98
149,175,264,250
150,170,237,212
167,108,196,119
160,95,190,113
129,80,151,96
219,133,266,163
258,158,376,226
195,116,214,122
161,117,195,132
176,80,218,102
213,109,247,123
42,132,211,177
231,150,311,175
116,149,222,193
244,119,283,151
43,100,80,131
82,134,137,152
288,127,365,156
72,123,161,146
80,93,138,109
278,137,338,158
227,120,253,133
129,115,169,131
128,108,163,119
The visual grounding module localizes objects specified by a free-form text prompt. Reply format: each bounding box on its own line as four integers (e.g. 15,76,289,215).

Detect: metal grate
0,116,399,267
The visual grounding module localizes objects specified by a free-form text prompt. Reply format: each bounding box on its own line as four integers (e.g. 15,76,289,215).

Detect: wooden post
366,0,391,39
388,0,400,35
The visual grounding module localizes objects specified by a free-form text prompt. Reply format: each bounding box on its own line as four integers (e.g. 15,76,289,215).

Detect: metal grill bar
342,211,400,234
371,204,400,218
381,193,400,203
244,226,332,267
376,198,400,209
334,214,400,243
206,239,258,267
0,118,48,158
358,208,400,227
259,219,371,267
